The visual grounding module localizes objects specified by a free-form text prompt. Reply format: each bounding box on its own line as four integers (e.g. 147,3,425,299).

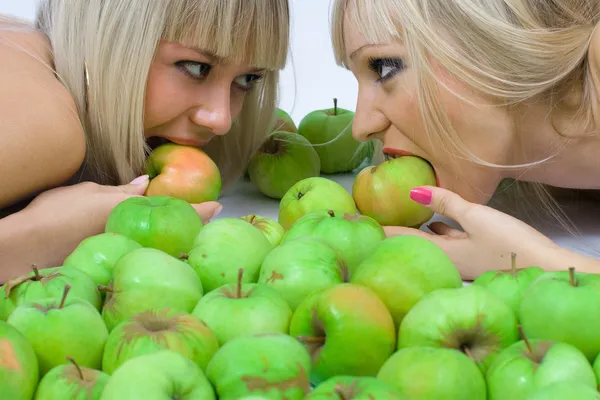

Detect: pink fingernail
410,188,432,205
130,175,149,185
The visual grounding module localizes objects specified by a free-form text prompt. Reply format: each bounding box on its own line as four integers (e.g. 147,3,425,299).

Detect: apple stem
333,98,338,115
32,264,41,281
59,284,71,309
510,252,517,276
297,335,326,344
518,324,533,354
334,385,348,400
97,285,114,293
66,356,84,380
462,346,475,362
178,253,189,261
249,215,257,224
328,210,335,217
237,268,244,299
569,267,577,287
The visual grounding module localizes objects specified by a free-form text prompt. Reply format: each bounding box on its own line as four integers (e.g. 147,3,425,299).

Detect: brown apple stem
237,268,244,299
32,264,41,281
59,284,71,309
518,324,533,354
334,385,349,400
66,356,84,380
328,210,335,217
178,253,189,261
98,285,114,294
569,267,577,287
333,98,338,115
462,346,475,362
297,335,326,344
510,252,517,276
249,215,257,224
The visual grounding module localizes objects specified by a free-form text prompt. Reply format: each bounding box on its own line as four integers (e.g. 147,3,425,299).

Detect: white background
0,0,359,124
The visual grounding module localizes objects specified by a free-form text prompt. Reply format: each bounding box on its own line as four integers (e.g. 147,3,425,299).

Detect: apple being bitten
352,155,437,227
278,177,357,230
144,143,222,203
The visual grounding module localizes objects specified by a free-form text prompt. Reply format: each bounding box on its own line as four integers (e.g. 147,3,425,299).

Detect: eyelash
367,57,405,83
175,61,264,92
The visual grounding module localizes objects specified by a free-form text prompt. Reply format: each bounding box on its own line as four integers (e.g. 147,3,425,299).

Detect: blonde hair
29,0,289,187
331,0,600,243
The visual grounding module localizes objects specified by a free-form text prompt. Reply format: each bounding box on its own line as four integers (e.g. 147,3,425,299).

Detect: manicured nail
212,205,223,218
410,188,432,205
130,175,149,185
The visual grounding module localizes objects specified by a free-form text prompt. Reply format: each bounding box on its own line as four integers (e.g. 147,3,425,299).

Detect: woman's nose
190,88,232,136
352,88,389,141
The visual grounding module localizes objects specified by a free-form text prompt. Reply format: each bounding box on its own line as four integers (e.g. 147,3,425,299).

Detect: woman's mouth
146,136,210,151
382,147,441,187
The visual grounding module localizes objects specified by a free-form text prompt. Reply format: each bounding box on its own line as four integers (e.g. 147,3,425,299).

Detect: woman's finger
410,186,475,222
190,201,223,223
427,221,468,239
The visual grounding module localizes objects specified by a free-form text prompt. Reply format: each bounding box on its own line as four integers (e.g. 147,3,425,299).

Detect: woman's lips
146,136,210,150
382,147,441,187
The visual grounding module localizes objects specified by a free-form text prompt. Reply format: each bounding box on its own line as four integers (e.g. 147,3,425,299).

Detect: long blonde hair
28,0,289,187
331,0,600,237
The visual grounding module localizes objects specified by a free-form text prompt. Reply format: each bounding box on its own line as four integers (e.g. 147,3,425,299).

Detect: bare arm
0,29,86,208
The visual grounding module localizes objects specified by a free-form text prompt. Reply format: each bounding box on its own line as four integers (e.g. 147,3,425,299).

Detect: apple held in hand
486,332,596,400
102,308,219,374
398,285,519,373
351,235,462,329
247,131,321,199
241,214,286,247
472,252,545,316
101,248,203,331
35,357,109,400
192,269,292,345
257,237,349,310
7,285,109,375
1,264,102,321
105,195,204,258
271,108,297,133
187,218,273,293
526,381,600,400
100,350,216,400
144,143,222,203
519,267,600,362
278,177,357,230
377,347,487,400
0,321,39,400
306,376,407,399
289,283,396,385
63,232,142,287
297,98,372,174
280,209,386,275
206,333,312,400
353,155,437,227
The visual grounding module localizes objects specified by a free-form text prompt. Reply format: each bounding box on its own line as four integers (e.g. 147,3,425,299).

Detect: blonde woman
331,0,600,279
0,0,289,281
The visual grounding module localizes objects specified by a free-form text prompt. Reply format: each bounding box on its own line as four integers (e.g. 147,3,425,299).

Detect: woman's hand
383,186,584,280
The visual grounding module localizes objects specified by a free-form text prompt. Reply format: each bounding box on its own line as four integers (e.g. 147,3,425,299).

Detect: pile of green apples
3,170,600,400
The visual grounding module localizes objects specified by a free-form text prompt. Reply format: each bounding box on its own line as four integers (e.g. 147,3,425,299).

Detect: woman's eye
177,61,211,79
234,74,264,91
368,57,404,82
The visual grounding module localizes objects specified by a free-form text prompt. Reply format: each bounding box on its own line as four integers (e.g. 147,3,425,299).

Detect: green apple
240,214,285,247
102,308,219,374
0,265,102,321
297,98,371,174
7,285,109,375
192,269,292,345
62,232,142,287
278,177,357,230
247,131,321,199
398,285,519,374
486,333,597,400
187,218,273,293
473,252,545,316
526,381,600,400
271,108,297,133
206,333,312,400
519,267,600,362
352,155,437,227
377,347,487,399
100,350,216,400
289,283,396,385
105,195,204,258
34,357,109,400
305,376,407,399
101,247,203,331
351,235,462,329
280,209,386,275
257,237,348,310
0,320,39,400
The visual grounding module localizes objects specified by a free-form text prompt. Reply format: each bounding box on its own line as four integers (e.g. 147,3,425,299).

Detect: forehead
342,9,374,63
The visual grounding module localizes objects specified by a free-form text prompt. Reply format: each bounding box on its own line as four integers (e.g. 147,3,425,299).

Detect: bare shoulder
0,24,86,208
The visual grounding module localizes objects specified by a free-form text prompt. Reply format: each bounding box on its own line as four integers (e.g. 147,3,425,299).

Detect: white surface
0,0,358,124
217,172,600,261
